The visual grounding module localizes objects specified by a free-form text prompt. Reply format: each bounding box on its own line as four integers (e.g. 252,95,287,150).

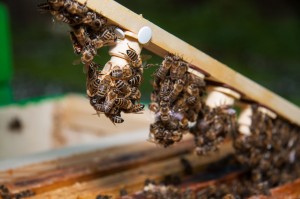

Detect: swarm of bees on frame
191,104,236,155
148,54,206,147
232,104,300,193
38,0,145,124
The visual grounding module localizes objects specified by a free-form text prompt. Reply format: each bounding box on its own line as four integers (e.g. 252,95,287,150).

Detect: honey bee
73,26,90,45
170,60,188,80
114,98,133,110
171,130,182,142
87,77,100,97
129,87,141,101
130,104,145,113
185,84,200,106
149,123,162,142
121,44,142,68
115,79,131,97
97,75,111,98
159,79,172,99
128,73,142,86
109,115,124,124
86,62,100,97
149,102,159,113
169,79,184,103
90,96,105,112
104,90,117,113
69,31,83,55
160,101,170,123
100,28,118,44
105,107,124,124
154,55,173,81
90,36,104,49
110,65,123,79
37,2,52,13
81,11,94,24
64,0,88,16
122,64,133,79
48,0,65,10
90,15,107,31
81,44,97,64
51,10,73,24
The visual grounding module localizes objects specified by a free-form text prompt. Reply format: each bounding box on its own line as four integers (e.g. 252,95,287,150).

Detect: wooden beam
0,139,195,195
76,0,300,126
29,142,233,199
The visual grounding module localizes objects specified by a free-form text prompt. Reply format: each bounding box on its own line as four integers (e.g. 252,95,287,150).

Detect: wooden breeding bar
76,0,300,126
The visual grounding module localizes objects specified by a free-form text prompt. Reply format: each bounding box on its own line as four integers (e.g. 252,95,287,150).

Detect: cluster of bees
38,0,145,123
148,54,206,147
148,54,235,155
39,2,300,197
191,105,236,155
233,104,300,192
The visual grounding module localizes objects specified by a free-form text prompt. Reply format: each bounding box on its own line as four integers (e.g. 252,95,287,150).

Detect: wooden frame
76,0,300,126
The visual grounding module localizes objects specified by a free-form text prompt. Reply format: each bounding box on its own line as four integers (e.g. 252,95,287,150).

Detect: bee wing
140,54,152,61
37,3,51,13
71,59,87,74
73,59,82,66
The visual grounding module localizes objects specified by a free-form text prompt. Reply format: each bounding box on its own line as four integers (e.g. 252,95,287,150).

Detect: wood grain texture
76,0,300,126
29,142,234,199
0,139,195,195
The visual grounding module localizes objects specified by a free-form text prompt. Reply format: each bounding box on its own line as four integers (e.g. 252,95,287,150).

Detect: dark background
2,0,300,105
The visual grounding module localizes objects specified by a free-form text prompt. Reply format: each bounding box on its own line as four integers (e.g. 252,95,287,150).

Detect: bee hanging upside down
121,44,143,68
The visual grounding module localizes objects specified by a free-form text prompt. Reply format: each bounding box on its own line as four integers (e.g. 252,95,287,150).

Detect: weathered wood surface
29,142,233,199
75,0,300,126
0,139,196,195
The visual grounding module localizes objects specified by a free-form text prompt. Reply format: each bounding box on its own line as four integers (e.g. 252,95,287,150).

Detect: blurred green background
1,0,299,105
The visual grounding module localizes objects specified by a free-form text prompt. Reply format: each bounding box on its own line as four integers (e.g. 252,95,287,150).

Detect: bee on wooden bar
64,0,88,16
170,60,188,81
154,55,173,81
121,44,143,68
90,15,107,31
100,28,118,44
